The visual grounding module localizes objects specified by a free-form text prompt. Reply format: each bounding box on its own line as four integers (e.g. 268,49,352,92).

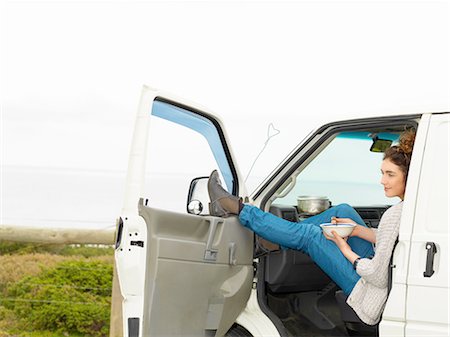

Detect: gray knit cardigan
347,202,403,325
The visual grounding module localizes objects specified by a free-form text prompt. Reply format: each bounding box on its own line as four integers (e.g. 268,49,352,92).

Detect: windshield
275,131,401,207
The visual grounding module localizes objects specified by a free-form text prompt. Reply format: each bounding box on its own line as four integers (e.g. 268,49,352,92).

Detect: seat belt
387,237,399,294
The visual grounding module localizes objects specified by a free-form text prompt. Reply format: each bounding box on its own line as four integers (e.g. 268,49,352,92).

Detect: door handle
204,218,222,262
229,242,237,266
423,242,437,278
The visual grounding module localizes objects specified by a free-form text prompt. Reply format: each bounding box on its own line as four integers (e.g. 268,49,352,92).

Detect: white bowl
320,223,356,238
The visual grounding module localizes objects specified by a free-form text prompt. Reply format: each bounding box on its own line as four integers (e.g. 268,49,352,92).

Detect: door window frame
152,97,241,196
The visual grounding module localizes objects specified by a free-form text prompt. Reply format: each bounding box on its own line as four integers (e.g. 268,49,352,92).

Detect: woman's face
380,159,406,200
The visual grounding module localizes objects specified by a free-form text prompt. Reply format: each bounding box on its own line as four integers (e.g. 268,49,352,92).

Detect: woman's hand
330,217,368,240
324,231,360,263
324,230,352,255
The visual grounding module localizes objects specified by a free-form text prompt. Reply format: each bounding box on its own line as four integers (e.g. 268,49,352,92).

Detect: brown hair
383,128,416,181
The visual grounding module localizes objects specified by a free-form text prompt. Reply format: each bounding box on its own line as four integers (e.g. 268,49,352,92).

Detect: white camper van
115,86,449,337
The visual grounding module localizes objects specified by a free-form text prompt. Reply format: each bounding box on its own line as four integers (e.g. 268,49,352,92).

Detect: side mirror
186,176,210,215
370,136,392,153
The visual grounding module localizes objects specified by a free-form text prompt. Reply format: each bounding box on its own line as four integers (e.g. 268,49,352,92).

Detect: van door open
115,86,254,337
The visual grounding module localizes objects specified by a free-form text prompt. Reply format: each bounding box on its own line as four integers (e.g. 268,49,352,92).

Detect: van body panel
404,113,449,336
380,114,431,333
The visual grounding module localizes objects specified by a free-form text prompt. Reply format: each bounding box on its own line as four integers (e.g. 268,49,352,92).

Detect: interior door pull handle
204,218,221,262
423,242,437,278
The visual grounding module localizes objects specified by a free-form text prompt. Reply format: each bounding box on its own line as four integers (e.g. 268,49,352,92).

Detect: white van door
115,86,254,337
405,113,449,336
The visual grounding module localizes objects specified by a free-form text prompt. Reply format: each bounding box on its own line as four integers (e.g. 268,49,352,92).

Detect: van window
275,131,401,207
143,100,235,213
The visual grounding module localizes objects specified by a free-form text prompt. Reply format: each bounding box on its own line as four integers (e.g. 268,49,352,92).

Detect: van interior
251,126,413,337
256,204,388,337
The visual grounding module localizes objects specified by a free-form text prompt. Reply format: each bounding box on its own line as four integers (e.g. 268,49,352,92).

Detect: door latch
130,240,144,247
423,242,437,277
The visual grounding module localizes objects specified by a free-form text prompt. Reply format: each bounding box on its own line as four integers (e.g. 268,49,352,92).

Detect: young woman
207,129,415,325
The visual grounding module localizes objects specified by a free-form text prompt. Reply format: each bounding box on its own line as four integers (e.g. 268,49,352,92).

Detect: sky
1,0,449,229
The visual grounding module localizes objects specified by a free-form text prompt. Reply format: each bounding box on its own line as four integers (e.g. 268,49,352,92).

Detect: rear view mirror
370,136,392,153
186,176,209,215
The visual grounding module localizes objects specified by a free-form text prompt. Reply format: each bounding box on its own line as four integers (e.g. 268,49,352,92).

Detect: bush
6,259,113,336
0,253,65,295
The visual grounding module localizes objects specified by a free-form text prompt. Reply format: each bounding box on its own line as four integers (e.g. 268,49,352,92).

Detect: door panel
139,204,253,265
140,204,254,336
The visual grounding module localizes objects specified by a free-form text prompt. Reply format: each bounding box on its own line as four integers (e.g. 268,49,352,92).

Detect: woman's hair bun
399,128,416,155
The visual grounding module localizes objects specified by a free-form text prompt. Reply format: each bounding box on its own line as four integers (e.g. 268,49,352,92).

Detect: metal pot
297,196,330,215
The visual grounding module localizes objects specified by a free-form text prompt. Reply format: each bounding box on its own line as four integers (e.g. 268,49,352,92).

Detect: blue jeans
239,204,375,295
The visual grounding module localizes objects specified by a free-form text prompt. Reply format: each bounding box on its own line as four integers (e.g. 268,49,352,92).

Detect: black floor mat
267,290,349,337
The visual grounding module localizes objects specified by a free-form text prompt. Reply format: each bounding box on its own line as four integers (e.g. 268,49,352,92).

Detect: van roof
326,109,448,125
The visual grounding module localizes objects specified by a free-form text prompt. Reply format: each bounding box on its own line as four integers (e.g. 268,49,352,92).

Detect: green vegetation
0,241,114,337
